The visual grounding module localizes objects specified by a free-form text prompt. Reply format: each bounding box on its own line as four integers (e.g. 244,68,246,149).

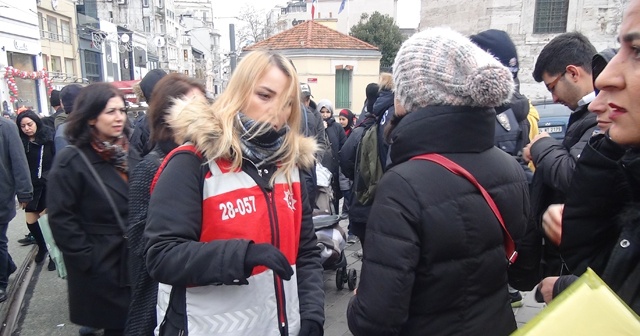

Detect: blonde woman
145,50,324,336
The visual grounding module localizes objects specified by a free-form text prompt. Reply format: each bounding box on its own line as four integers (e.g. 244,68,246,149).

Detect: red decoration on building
3,66,53,102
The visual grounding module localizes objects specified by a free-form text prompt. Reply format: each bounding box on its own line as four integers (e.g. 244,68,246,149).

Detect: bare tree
236,4,278,50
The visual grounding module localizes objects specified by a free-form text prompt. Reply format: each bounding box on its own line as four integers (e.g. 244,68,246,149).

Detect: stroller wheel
347,269,358,290
336,267,346,290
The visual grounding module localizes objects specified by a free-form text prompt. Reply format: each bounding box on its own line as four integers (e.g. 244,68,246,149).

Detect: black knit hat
470,29,519,79
139,69,167,102
50,90,61,107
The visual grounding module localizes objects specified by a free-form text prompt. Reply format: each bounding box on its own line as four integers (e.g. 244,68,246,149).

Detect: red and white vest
155,150,304,336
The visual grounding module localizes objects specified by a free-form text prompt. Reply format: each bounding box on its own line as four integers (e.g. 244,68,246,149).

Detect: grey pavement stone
13,217,543,335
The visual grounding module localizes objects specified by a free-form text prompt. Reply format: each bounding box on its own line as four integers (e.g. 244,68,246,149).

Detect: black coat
552,147,640,314
560,135,630,275
46,145,132,329
321,117,346,198
347,106,529,336
512,103,597,284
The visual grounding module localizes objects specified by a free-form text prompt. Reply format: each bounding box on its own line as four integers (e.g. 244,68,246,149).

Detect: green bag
38,214,67,279
356,123,383,206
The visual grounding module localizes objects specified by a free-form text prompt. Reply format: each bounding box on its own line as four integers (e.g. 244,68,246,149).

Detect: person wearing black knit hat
470,28,539,309
130,69,167,156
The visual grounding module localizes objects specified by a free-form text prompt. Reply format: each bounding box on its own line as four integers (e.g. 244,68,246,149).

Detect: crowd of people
1,0,639,334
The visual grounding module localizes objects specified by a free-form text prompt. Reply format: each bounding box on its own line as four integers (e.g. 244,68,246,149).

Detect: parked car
534,101,572,141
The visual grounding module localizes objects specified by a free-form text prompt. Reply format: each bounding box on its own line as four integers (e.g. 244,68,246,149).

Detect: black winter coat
124,141,177,336
560,135,630,275
552,147,640,314
321,117,346,199
47,145,133,329
510,104,597,286
347,106,529,336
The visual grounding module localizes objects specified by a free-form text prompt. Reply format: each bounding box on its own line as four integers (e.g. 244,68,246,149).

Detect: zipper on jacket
270,191,288,336
260,187,288,336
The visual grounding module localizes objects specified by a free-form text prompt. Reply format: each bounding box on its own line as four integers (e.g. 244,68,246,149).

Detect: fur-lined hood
167,98,317,170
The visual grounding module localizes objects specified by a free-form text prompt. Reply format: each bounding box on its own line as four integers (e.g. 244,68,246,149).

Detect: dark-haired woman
16,110,55,270
47,83,139,336
125,73,206,336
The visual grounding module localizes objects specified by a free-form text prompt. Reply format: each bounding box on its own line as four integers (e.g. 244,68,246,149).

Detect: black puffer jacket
347,106,529,336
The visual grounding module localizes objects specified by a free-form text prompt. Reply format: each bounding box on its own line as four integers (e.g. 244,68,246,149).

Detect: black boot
47,257,56,271
28,221,47,264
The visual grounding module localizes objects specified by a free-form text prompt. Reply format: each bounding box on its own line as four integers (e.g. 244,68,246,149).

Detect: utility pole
229,23,237,74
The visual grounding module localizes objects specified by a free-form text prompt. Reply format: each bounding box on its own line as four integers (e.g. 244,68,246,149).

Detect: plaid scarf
236,112,289,167
90,130,129,175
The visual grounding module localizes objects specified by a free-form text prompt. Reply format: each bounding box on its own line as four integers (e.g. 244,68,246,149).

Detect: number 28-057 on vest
219,196,257,220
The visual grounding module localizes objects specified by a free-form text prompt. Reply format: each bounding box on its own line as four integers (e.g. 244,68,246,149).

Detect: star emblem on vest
284,189,296,211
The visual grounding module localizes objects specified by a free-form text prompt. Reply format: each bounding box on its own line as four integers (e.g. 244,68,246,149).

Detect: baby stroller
313,164,357,290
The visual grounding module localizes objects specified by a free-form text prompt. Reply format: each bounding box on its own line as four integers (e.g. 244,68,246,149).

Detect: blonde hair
205,50,307,184
379,72,394,91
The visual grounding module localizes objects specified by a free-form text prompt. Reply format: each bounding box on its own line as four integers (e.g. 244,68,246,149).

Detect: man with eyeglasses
514,32,598,284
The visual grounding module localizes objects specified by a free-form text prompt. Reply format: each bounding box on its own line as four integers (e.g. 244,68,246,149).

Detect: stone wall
420,0,627,101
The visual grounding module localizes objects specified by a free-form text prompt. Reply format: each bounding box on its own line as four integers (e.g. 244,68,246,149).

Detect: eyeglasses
545,70,567,93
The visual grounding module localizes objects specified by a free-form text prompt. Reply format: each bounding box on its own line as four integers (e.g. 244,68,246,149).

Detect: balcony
155,7,165,16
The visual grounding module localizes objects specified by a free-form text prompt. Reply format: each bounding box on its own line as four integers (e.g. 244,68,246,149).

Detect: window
143,17,151,32
38,13,46,38
335,69,352,109
51,56,62,73
83,50,102,83
184,70,189,76
61,20,71,43
533,0,569,34
183,49,188,61
47,16,58,40
65,58,75,76
142,0,149,7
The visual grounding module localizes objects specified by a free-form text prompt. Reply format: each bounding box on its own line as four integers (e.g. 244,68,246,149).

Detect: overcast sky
211,0,421,28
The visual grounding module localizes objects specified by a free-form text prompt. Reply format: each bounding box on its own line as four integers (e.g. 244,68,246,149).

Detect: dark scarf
90,129,129,175
236,112,289,167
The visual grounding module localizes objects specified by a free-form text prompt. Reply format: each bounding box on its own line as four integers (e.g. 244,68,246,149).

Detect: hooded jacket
347,106,529,336
144,99,324,336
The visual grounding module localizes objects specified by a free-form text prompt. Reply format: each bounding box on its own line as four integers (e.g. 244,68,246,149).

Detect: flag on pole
311,0,318,20
339,0,346,14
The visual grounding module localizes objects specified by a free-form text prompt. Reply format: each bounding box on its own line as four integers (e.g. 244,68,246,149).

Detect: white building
0,0,47,114
420,0,627,101
276,0,399,35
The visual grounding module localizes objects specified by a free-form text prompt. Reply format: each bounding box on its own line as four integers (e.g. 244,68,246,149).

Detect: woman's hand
542,204,564,245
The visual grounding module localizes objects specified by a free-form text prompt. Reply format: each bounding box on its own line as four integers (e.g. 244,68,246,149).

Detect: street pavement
8,216,544,335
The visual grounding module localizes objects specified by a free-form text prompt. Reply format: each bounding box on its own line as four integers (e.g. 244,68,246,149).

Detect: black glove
299,319,323,336
244,243,294,280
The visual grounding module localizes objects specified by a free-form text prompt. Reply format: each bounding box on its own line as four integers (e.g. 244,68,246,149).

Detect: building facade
37,0,82,91
243,20,381,112
420,0,627,100
1,0,48,114
276,0,398,35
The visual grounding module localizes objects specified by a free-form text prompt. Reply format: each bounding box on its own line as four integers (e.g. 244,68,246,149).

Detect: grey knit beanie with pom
392,26,514,112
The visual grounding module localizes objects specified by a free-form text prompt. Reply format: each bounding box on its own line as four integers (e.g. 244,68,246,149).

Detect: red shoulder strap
411,153,518,265
150,144,202,194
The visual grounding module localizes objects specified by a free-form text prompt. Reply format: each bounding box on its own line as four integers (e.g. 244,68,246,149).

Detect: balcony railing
40,30,72,44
